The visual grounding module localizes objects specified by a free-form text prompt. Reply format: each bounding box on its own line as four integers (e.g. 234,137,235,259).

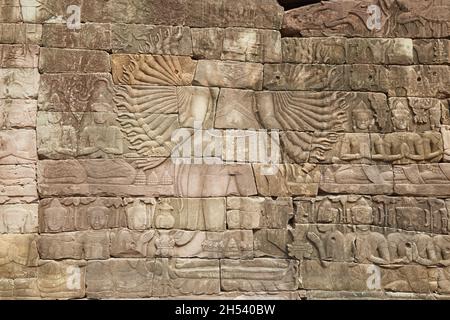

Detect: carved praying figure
79,102,123,158
38,112,77,157
338,102,373,163
346,198,390,265
373,100,442,163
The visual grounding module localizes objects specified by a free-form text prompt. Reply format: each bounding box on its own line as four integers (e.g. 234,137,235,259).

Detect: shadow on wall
277,0,322,10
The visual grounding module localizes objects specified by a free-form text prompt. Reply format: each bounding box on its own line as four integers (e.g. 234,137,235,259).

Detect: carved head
2,206,28,233
47,112,63,125
317,199,337,223
91,102,111,124
351,198,373,225
155,199,175,229
44,199,67,232
352,102,374,131
87,206,109,230
391,101,412,131
126,200,149,230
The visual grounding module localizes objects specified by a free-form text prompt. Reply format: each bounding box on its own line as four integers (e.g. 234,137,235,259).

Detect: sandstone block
0,100,36,129
282,37,346,64
253,164,321,197
111,54,197,86
0,23,42,44
38,73,114,112
42,23,111,50
0,44,39,68
112,24,192,55
221,258,299,291
0,130,36,164
0,69,39,99
0,204,38,234
0,164,37,199
193,60,263,90
86,258,220,298
414,40,450,64
39,48,111,73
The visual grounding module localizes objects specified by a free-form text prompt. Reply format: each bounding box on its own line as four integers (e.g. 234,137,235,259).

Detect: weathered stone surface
38,160,257,198
282,0,450,38
295,195,449,235
346,38,413,65
111,55,197,85
112,24,192,55
254,164,321,197
255,91,390,134
0,204,38,234
42,24,111,50
191,28,224,60
0,164,37,199
221,28,281,63
350,65,450,97
0,69,39,99
86,258,220,298
0,44,39,68
39,48,110,73
263,64,348,91
282,38,413,65
227,197,293,229
39,197,125,233
300,261,437,294
0,99,37,129
215,88,260,129
0,23,42,44
320,164,394,195
254,229,291,258
221,259,299,291
38,231,110,260
414,40,450,64
38,73,114,112
0,130,37,164
193,60,263,90
282,37,346,64
394,164,450,196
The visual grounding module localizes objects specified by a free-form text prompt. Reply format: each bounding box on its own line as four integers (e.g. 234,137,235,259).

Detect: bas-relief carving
38,73,115,113
263,64,348,91
226,197,293,230
0,23,42,44
39,48,111,73
112,55,197,86
0,69,39,99
281,38,413,65
193,60,263,90
296,196,449,235
0,204,38,234
86,258,220,298
0,164,37,199
394,164,450,196
0,99,36,129
38,160,257,198
111,24,193,55
414,40,450,64
254,164,320,197
221,259,299,292
282,0,450,38
0,44,39,68
42,24,111,50
0,130,36,164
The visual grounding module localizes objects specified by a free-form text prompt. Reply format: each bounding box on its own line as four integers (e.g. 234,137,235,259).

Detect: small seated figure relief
79,102,123,158
335,102,373,164
372,101,442,163
306,199,345,266
43,199,68,233
346,198,390,265
38,111,77,157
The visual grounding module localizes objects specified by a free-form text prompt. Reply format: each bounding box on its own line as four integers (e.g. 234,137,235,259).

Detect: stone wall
0,0,450,300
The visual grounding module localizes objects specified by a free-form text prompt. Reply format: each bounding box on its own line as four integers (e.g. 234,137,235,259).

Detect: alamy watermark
67,5,81,30
171,121,281,175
